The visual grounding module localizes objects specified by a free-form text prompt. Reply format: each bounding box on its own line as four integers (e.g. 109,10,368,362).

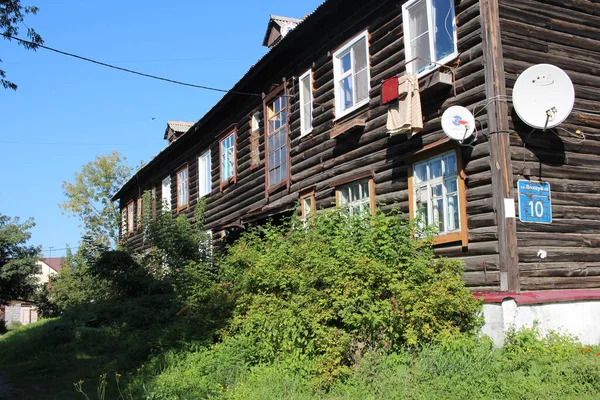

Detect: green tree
1,0,43,90
0,213,41,303
59,151,132,249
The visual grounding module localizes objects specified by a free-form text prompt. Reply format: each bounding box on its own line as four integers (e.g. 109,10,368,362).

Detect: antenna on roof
512,64,575,131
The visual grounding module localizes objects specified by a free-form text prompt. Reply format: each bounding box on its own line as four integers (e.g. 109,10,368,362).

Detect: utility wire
4,35,262,97
0,140,132,146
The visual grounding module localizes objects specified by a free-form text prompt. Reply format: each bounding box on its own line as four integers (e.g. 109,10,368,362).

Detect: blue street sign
518,180,552,224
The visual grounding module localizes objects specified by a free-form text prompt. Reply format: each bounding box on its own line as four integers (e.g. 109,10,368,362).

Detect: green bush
220,209,481,384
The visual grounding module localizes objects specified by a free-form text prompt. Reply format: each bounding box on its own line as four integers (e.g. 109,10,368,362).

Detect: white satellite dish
441,106,475,142
512,64,575,130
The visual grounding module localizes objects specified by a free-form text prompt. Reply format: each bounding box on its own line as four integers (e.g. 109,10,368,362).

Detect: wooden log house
112,0,600,295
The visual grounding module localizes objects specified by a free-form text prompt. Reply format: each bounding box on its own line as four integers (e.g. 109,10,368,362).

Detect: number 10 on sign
517,180,552,224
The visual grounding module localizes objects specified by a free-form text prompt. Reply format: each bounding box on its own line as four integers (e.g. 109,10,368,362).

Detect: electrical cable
3,35,263,97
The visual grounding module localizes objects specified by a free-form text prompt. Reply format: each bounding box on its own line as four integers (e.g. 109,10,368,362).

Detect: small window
300,191,315,225
266,93,288,189
198,151,211,198
127,201,135,234
176,166,189,211
411,151,464,240
333,31,371,119
402,0,458,76
162,176,171,211
136,197,143,228
121,207,127,237
220,131,236,184
249,112,261,168
251,112,260,132
337,178,374,215
299,69,313,136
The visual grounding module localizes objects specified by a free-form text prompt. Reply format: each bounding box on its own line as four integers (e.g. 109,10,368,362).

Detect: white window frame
299,69,313,137
127,201,135,234
161,176,171,211
198,150,212,198
176,166,189,211
337,178,373,216
412,150,460,235
332,30,371,120
251,112,260,132
300,191,315,226
402,0,458,77
220,132,236,183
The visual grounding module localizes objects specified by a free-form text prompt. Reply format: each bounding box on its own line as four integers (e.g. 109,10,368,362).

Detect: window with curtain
220,132,235,183
176,166,189,210
412,151,460,235
337,178,373,215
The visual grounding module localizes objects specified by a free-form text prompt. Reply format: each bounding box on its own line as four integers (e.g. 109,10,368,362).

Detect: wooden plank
481,0,519,292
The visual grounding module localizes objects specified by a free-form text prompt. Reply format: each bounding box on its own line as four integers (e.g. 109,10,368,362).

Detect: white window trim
337,178,373,216
220,132,236,183
412,150,460,235
299,69,313,137
198,150,211,198
402,0,458,78
161,176,171,211
251,112,260,132
332,30,371,120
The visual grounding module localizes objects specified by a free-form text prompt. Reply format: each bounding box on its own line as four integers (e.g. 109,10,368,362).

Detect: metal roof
167,121,194,133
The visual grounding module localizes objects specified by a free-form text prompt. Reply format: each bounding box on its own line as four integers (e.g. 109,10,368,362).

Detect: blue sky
0,0,323,257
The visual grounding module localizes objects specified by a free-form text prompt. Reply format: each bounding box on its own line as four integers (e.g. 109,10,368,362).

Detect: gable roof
39,257,63,272
262,15,302,48
163,121,194,140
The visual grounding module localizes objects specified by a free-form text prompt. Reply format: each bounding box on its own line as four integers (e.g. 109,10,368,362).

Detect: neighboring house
112,0,600,344
2,258,63,326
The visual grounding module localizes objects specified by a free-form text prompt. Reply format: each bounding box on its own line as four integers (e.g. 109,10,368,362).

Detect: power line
0,140,132,146
4,35,262,97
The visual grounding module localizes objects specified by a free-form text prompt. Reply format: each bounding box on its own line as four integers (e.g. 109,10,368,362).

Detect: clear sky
0,0,323,257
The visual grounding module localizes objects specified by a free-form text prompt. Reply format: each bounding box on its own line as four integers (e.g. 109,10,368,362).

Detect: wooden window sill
331,118,367,139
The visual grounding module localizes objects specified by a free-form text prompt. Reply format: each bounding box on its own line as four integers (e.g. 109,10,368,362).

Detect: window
162,176,171,211
266,92,288,189
299,69,313,136
127,201,135,234
176,166,189,211
136,197,143,229
300,191,315,225
337,178,375,215
251,112,260,132
402,0,458,76
410,150,466,243
333,31,371,119
220,131,236,185
198,151,211,198
250,113,261,167
121,207,127,237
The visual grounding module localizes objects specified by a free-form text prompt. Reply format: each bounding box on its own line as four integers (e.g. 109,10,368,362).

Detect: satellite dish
441,106,475,142
512,64,575,130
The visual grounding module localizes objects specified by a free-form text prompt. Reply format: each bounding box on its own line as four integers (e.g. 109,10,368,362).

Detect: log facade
112,0,600,293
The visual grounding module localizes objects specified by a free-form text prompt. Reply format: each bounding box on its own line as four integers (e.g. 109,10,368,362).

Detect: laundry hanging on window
381,76,399,105
386,74,423,135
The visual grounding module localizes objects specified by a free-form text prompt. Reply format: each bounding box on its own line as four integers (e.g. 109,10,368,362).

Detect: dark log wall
119,0,502,291
499,0,600,290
